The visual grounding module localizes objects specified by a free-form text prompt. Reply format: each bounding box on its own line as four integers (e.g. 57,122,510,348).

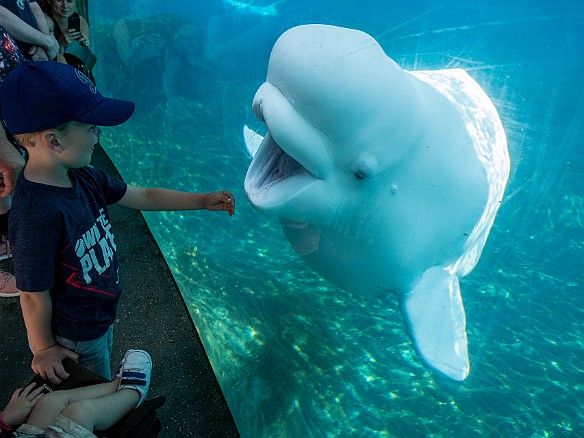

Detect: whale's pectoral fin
401,267,470,381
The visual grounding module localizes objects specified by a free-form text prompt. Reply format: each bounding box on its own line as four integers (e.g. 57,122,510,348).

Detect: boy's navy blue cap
0,61,135,135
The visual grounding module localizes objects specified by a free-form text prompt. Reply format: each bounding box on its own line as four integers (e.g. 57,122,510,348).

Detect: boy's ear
40,130,62,152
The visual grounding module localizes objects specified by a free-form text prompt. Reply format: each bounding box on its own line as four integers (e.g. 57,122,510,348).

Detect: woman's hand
59,29,89,47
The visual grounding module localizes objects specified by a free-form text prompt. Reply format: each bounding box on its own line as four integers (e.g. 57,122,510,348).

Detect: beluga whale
243,24,510,381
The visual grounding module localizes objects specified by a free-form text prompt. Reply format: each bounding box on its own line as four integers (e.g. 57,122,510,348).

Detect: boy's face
56,121,102,168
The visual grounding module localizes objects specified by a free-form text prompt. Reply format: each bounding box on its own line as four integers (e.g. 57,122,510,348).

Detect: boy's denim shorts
15,413,97,437
55,324,114,380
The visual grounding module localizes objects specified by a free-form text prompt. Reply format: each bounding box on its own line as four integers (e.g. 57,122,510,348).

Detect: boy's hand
1,383,44,426
32,345,79,385
204,190,235,216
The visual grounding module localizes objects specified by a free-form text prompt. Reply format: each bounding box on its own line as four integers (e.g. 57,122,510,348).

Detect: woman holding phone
43,0,94,79
43,0,89,48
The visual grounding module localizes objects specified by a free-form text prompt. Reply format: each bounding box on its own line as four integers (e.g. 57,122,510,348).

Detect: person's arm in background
28,1,53,60
0,130,24,197
20,291,79,384
79,14,90,45
0,5,58,60
42,12,66,63
29,1,48,33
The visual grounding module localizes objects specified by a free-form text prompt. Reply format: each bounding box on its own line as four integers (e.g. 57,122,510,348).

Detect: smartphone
68,16,80,32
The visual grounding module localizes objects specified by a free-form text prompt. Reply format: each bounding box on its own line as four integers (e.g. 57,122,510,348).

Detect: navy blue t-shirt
9,166,128,341
0,0,39,58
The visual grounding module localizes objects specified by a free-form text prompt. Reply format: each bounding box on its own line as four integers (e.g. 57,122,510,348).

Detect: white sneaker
0,270,18,297
116,349,152,406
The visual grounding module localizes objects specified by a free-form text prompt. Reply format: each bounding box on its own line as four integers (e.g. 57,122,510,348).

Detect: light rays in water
95,2,584,435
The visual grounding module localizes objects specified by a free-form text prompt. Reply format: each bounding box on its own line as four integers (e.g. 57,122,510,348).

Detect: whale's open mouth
245,132,313,201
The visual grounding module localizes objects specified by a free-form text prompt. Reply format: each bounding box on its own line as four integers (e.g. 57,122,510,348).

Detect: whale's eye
353,155,376,181
354,166,371,180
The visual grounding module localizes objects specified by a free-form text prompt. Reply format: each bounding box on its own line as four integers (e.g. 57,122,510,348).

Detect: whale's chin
244,132,315,207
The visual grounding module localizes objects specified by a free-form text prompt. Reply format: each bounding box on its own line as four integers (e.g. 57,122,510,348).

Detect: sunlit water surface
92,0,583,436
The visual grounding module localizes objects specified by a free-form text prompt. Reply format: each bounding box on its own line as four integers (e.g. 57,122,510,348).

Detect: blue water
92,0,584,435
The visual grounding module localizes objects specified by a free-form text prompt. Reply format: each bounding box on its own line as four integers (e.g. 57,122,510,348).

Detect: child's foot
116,349,152,406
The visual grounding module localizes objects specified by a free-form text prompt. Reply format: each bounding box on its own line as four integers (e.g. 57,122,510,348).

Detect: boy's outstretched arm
117,186,235,216
19,291,79,384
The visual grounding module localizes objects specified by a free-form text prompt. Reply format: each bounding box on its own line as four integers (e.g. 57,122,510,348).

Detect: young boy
0,349,152,437
0,61,235,385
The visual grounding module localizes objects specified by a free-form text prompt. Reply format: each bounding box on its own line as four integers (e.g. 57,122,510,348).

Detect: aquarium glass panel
91,1,583,435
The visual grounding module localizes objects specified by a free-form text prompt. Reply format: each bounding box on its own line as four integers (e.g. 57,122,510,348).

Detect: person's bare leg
26,380,119,430
59,388,140,431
